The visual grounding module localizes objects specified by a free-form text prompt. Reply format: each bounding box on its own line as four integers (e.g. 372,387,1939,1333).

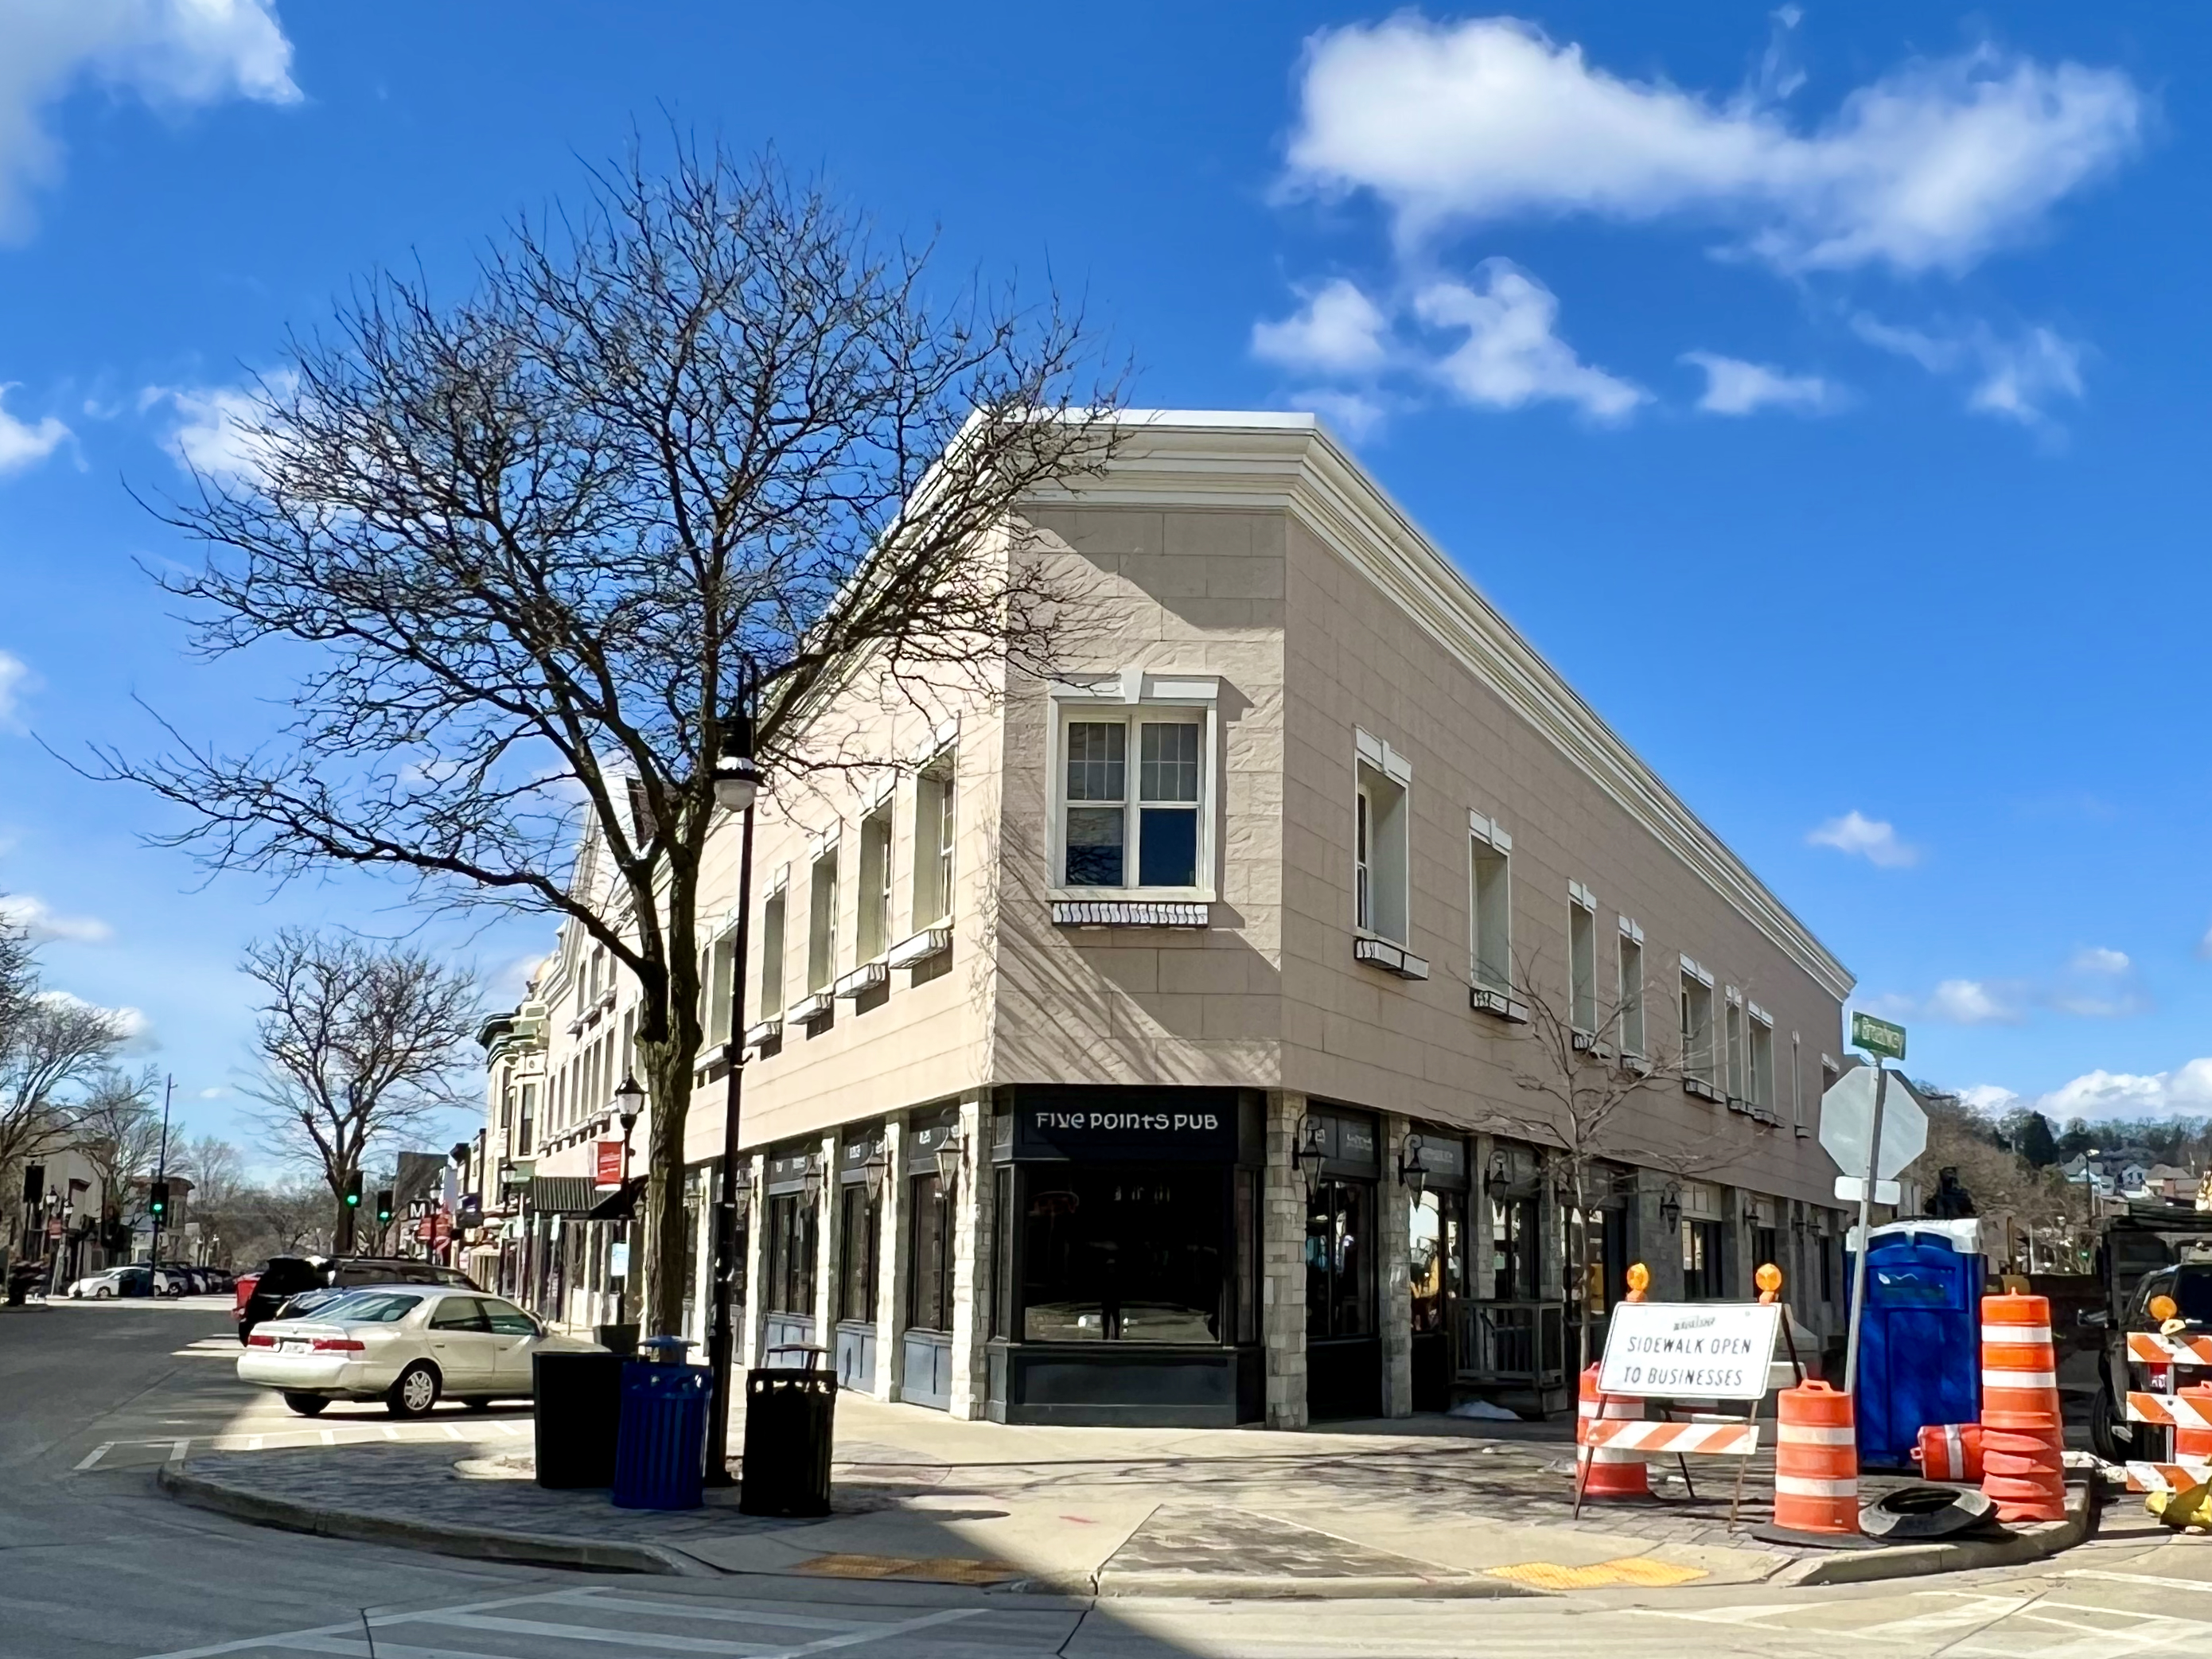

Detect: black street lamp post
703,681,761,1486
613,1073,645,1327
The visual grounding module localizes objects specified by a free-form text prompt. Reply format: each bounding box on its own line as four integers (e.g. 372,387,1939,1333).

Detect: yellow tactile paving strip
1486,1557,1709,1590
796,1552,1020,1585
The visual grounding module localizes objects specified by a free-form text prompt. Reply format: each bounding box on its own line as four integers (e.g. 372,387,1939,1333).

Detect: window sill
1616,1054,1652,1078
886,926,952,967
1355,936,1429,979
1684,1077,1723,1104
742,1019,782,1050
1053,900,1209,929
1571,1030,1601,1053
1469,983,1528,1022
834,961,890,999
786,992,832,1024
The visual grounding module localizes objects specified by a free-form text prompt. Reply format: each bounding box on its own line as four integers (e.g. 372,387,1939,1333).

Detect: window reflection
1306,1178,1374,1338
1021,1167,1225,1343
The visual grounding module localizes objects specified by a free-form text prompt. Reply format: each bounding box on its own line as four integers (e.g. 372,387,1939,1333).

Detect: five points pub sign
1597,1302,1780,1400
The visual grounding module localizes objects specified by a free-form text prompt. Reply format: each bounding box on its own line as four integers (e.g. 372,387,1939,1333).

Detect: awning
583,1177,647,1222
525,1175,598,1216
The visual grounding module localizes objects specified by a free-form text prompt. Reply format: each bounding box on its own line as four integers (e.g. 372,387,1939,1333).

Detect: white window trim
1047,675,1220,902
1680,953,1714,988
1353,744,1414,947
1567,883,1597,1036
1616,924,1646,1059
1618,915,1644,944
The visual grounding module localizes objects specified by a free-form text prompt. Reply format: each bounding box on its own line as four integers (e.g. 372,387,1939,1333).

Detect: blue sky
0,1,2206,1163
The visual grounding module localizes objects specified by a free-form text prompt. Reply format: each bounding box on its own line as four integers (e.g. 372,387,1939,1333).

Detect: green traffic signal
374,1189,394,1225
149,1178,170,1217
343,1171,363,1209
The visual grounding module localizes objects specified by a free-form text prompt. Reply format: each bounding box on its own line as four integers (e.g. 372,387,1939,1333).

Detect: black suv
234,1255,479,1342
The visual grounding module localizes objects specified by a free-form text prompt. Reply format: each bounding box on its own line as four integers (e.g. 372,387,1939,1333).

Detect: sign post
1840,1012,1908,1396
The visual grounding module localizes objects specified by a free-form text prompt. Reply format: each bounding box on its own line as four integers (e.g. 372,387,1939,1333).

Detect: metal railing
1455,1299,1568,1387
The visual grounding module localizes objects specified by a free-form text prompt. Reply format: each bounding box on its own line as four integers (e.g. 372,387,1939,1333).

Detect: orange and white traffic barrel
1910,1422,1984,1482
2177,1383,2212,1462
1979,1293,2067,1522
1774,1380,1859,1536
1576,1363,1649,1501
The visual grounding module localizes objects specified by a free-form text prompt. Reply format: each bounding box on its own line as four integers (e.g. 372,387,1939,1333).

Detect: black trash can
534,1349,625,1488
740,1347,836,1517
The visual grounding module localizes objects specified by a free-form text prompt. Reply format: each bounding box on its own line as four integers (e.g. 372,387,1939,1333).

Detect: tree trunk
639,1030,699,1338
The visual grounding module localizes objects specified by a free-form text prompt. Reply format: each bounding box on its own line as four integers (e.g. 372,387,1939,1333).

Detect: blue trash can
611,1361,711,1510
1848,1221,1984,1469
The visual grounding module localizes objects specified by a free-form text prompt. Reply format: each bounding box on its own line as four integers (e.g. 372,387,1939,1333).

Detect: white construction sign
1598,1303,1781,1400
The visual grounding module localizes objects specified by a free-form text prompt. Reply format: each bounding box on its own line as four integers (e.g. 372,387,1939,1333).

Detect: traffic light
375,1190,394,1225
148,1179,169,1219
343,1171,363,1210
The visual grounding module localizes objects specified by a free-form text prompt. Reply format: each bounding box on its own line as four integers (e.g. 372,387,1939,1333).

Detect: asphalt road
11,1295,2212,1658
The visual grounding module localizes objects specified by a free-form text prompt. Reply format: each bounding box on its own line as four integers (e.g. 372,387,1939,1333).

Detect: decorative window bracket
833,961,890,999
886,927,952,968
1053,900,1209,929
1470,983,1529,1022
1354,936,1430,979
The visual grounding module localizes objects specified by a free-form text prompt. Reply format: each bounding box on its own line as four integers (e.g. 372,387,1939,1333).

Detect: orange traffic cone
1575,1364,1649,1501
1774,1380,1859,1536
1980,1294,2066,1522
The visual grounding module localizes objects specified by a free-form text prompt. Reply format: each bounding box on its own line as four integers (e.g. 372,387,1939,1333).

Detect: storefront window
1491,1191,1540,1301
1409,1189,1463,1334
835,1185,878,1324
1306,1178,1375,1338
1682,1217,1725,1299
1020,1166,1226,1343
764,1191,816,1315
907,1172,952,1331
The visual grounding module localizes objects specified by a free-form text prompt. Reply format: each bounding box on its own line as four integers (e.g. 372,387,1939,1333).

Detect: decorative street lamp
1483,1152,1510,1209
1658,1182,1684,1236
1396,1132,1427,1201
704,674,760,1486
1293,1114,1326,1205
933,1129,964,1193
862,1141,889,1205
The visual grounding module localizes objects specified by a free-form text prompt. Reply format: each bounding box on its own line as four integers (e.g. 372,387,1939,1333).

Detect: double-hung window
806,845,839,995
1469,814,1510,990
1680,960,1715,1091
913,754,956,925
857,801,893,962
1617,919,1645,1058
1053,677,1216,894
1724,992,1747,1104
1749,1008,1775,1116
1567,883,1597,1036
757,881,786,1020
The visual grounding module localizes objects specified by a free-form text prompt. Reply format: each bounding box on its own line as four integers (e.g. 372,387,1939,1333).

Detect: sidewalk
158,1392,2092,1595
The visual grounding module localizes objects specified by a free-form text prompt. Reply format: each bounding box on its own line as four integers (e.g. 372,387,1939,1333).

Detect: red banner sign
595,1139,625,1186
415,1213,450,1245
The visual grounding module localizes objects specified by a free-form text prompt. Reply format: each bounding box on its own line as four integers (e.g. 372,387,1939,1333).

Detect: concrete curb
157,1464,713,1577
1091,1571,1543,1599
1770,1482,2093,1588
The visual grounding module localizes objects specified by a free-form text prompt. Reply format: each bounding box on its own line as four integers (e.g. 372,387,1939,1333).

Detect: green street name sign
1852,1011,1908,1061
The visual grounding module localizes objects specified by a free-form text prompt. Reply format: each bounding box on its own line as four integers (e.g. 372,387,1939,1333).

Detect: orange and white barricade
1911,1422,1983,1482
1772,1380,1858,1536
1576,1364,1649,1501
1980,1293,2067,1523
2126,1459,2212,1493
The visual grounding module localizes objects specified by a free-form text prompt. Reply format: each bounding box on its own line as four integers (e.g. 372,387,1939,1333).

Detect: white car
237,1285,599,1417
68,1269,124,1299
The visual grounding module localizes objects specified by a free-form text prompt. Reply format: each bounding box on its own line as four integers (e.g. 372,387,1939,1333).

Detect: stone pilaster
740,1151,768,1366
1264,1090,1308,1429
1379,1114,1413,1419
814,1132,838,1346
948,1094,990,1419
874,1112,908,1401
1637,1169,1682,1299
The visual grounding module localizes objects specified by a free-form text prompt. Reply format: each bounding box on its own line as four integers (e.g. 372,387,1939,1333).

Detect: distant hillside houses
2060,1149,2201,1203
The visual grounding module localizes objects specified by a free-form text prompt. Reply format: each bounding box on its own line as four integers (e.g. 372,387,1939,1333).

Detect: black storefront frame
1404,1125,1470,1413
987,1085,1264,1427
1301,1104,1383,1420
899,1108,960,1410
833,1124,885,1391
759,1143,819,1364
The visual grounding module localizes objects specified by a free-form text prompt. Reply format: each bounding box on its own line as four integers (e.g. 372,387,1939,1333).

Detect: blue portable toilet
1847,1220,1984,1469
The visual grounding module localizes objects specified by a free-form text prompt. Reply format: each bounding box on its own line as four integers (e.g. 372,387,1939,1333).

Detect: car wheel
94,1286,113,1299
2091,1381,2133,1461
387,1361,441,1419
282,1393,330,1417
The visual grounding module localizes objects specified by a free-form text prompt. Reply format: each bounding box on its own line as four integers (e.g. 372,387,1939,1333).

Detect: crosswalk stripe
435,1613,776,1653
75,1443,111,1471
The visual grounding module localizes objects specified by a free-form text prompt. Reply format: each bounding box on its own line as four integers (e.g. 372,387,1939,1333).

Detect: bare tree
90,143,1118,1334
69,1066,165,1231
1,987,130,1195
240,930,481,1251
181,1134,248,1209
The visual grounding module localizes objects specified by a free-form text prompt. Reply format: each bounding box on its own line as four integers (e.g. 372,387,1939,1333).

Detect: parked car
235,1256,479,1343
237,1286,596,1416
68,1266,154,1299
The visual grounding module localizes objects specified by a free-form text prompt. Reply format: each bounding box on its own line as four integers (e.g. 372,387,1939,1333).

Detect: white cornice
1025,411,1854,1002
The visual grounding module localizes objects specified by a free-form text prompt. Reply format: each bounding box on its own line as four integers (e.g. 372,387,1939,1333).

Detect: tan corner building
477,411,1856,1428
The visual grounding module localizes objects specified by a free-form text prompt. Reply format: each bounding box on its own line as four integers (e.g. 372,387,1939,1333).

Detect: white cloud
2008,1059,2212,1121
2071,946,2130,976
0,0,298,237
1681,351,1833,415
1412,261,1646,422
1284,17,2143,277
197,1085,231,1100
32,987,156,1053
1851,313,2085,427
1252,278,1392,376
1807,809,1918,867
1924,978,2023,1026
1299,388,1389,442
0,648,33,730
2198,922,2212,963
0,386,68,474
143,380,283,485
0,893,114,944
